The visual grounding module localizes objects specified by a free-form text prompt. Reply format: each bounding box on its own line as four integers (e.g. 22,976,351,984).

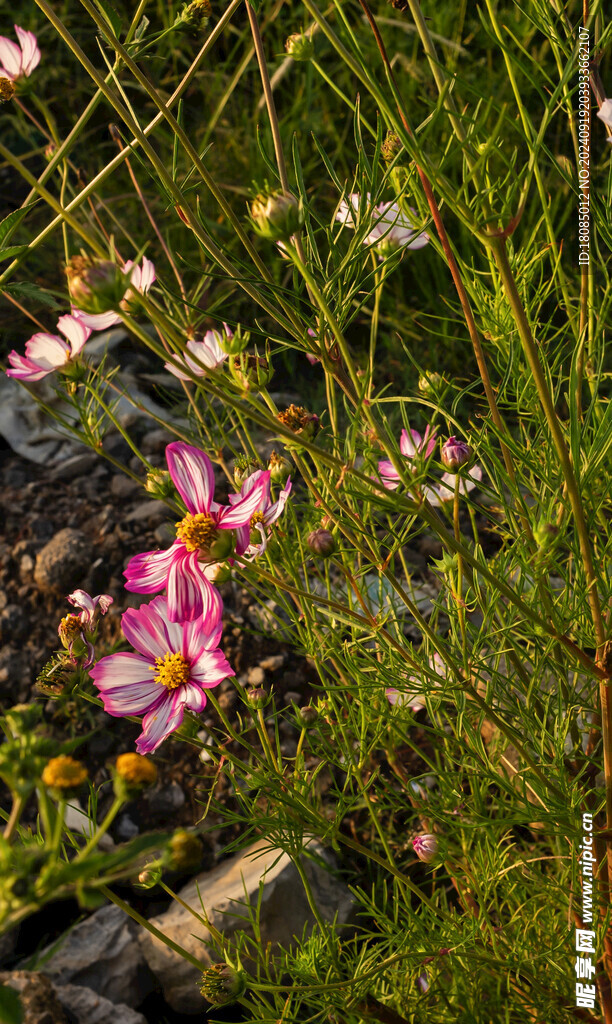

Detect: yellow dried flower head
115,752,157,787
0,78,16,102
42,755,87,790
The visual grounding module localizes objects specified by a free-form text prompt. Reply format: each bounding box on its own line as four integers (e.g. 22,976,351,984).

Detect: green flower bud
166,830,203,872
247,687,267,709
285,32,314,61
268,451,292,485
200,963,246,1006
208,529,235,561
307,528,335,558
381,130,403,163
234,455,262,487
145,468,174,499
251,191,304,242
220,325,250,355
298,705,318,727
230,351,274,391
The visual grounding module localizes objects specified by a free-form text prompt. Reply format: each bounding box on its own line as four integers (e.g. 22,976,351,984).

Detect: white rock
56,983,148,1024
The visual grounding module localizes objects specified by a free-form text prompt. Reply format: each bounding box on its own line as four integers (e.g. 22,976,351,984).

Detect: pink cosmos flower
165,325,231,380
229,470,292,557
0,26,40,81
336,193,429,252
72,257,156,330
6,314,91,381
89,596,234,754
385,652,446,712
124,442,271,622
58,589,113,667
378,427,437,490
424,465,483,507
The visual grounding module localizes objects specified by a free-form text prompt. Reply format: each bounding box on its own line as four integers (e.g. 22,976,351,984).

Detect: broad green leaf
0,985,24,1024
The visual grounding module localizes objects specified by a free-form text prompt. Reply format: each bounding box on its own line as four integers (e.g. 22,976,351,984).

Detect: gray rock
0,971,147,1024
147,782,185,815
56,984,148,1024
37,904,154,1008
110,474,143,500
138,840,355,1013
34,529,92,593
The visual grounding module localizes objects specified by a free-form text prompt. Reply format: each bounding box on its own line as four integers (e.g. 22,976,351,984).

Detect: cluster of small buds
381,130,403,163
176,0,212,30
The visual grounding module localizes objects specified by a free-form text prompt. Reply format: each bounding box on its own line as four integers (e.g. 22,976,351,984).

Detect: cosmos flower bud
418,371,443,394
247,687,267,709
200,963,246,1006
251,191,304,242
285,32,314,61
42,755,88,797
205,561,232,585
137,865,162,888
220,325,249,355
268,451,292,485
176,0,212,30
307,528,335,558
440,436,471,472
145,468,174,499
381,130,403,163
66,256,130,315
115,752,157,790
166,830,203,871
230,352,273,391
233,455,261,486
412,833,439,864
533,521,558,550
208,528,235,561
0,77,15,102
298,705,318,727
277,404,319,441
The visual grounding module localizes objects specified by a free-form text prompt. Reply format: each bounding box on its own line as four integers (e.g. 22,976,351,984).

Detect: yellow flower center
42,755,88,790
175,512,218,553
152,651,190,690
250,511,265,528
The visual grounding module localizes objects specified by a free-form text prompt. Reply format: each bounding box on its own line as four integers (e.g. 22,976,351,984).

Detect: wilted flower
416,971,430,993
381,130,403,163
412,833,438,863
251,190,304,242
229,470,292,557
6,314,91,382
124,442,271,622
336,193,429,252
0,77,15,102
277,404,319,441
0,25,40,81
90,596,234,753
58,589,112,668
177,0,212,30
378,427,437,490
597,98,612,143
72,257,156,329
165,325,231,380
440,435,471,471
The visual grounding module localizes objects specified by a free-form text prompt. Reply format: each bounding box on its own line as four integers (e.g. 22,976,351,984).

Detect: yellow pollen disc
153,651,190,690
175,512,218,553
250,511,266,528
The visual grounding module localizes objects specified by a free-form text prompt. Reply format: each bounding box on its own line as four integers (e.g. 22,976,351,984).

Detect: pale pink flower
0,26,40,81
378,427,437,490
336,193,429,251
165,325,231,380
386,652,446,712
424,465,483,507
229,470,292,557
89,596,233,754
6,314,91,381
124,442,271,622
72,257,156,330
67,589,113,627
412,833,438,863
597,98,612,142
